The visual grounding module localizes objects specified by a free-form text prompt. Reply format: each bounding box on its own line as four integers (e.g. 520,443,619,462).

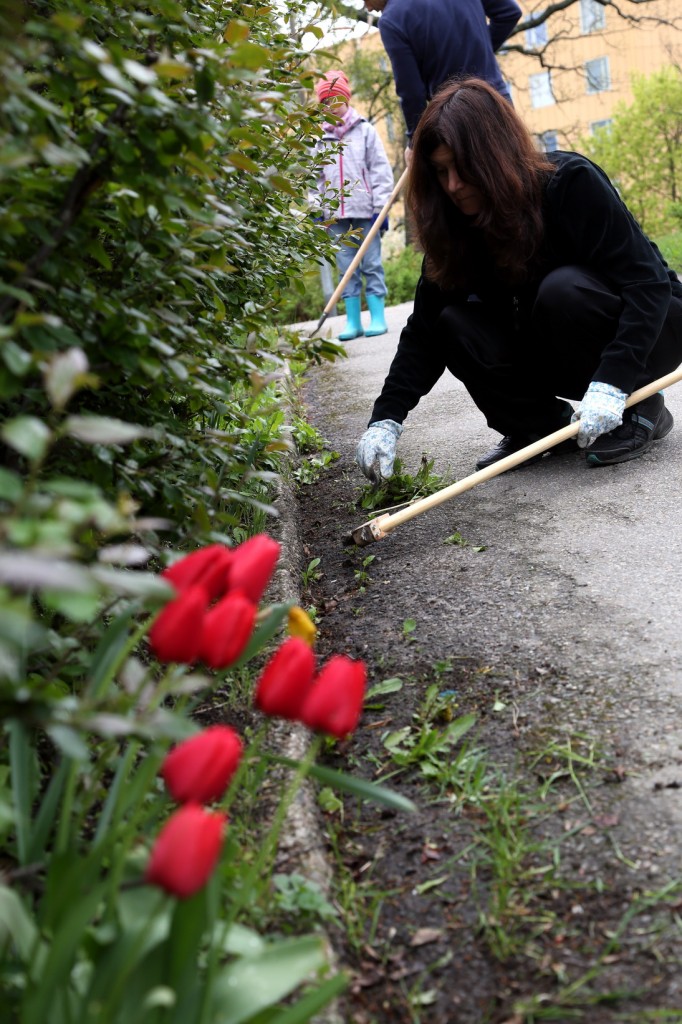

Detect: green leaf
211,936,328,1024
268,973,348,1023
0,885,40,961
226,152,259,173
233,601,293,667
9,721,37,865
221,924,266,957
90,566,173,602
1,340,32,376
270,755,417,814
230,41,271,71
308,763,417,813
42,589,102,622
0,467,23,502
26,759,70,863
0,553,94,594
43,347,90,410
62,415,155,445
366,677,403,699
1,416,51,462
86,604,140,700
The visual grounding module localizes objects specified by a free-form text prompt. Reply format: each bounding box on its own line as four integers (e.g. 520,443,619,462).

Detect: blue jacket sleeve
482,0,522,51
378,19,428,140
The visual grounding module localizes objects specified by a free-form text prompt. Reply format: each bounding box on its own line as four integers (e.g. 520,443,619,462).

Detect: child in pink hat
311,70,394,340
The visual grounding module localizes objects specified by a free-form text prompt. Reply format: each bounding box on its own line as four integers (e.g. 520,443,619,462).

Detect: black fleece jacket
370,151,682,426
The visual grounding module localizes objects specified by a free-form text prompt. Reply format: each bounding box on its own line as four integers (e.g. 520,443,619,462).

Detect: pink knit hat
314,70,351,103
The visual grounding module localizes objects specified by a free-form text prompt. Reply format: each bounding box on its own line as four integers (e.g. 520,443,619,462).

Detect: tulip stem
222,721,270,813
198,732,322,1024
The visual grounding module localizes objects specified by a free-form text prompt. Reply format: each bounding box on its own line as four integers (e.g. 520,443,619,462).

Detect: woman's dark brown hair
407,77,555,288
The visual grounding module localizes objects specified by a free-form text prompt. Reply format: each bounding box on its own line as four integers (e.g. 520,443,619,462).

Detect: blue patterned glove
371,213,389,234
572,381,627,448
356,419,403,482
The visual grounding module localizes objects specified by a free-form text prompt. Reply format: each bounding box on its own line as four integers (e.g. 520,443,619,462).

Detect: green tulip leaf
0,885,40,961
267,973,348,1023
211,936,327,1024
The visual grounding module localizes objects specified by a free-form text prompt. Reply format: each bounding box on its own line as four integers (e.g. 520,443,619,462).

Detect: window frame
529,70,554,108
585,56,611,94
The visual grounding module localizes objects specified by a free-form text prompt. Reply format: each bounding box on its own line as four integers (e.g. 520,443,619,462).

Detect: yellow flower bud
287,605,317,646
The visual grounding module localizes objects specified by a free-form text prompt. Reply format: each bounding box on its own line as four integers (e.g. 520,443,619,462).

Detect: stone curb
271,441,344,1024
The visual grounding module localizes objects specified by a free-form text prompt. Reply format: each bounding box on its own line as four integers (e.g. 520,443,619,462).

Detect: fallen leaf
593,813,620,828
410,927,443,947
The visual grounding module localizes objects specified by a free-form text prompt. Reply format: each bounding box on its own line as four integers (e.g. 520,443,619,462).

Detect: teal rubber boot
338,296,364,340
365,293,388,337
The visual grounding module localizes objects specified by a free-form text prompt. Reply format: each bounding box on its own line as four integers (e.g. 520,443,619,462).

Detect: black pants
438,266,682,437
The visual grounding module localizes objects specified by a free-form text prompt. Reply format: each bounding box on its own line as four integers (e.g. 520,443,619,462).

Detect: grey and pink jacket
311,107,394,221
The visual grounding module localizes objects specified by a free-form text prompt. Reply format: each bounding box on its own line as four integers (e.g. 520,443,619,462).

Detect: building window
538,130,559,152
529,71,554,108
585,56,610,94
525,17,548,49
590,118,612,134
581,0,606,33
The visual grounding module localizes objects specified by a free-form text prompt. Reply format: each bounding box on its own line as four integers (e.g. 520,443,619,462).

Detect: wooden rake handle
356,365,682,545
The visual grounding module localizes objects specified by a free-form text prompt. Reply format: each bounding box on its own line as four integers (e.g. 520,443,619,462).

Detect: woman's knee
534,266,586,314
533,266,621,328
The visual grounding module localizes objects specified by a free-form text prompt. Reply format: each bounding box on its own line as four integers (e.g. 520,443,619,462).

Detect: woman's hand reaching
356,419,403,482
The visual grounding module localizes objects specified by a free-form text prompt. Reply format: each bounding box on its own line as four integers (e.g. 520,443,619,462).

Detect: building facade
499,0,682,148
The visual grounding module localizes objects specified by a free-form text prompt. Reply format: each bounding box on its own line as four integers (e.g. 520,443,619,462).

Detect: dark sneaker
586,392,673,466
475,434,578,471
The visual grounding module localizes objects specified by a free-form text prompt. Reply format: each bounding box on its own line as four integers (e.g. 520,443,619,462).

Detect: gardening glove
572,381,627,448
371,213,389,234
356,419,403,483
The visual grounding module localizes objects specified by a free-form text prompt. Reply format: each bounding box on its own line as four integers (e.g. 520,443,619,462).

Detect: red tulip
162,545,232,601
228,534,281,603
149,585,210,664
300,656,367,739
200,590,256,669
161,725,243,805
145,804,226,899
254,637,316,720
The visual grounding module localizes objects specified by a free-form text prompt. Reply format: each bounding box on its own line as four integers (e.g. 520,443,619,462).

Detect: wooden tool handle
371,366,682,539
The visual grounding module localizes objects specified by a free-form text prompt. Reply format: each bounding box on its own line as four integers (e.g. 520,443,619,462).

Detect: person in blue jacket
364,0,521,151
356,78,682,478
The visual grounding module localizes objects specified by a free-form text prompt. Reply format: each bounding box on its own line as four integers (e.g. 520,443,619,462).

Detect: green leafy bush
0,1,398,1018
653,231,682,274
384,243,423,305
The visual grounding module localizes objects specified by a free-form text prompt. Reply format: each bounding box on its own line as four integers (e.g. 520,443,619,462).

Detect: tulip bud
149,585,210,664
300,656,367,739
287,605,317,646
161,725,243,805
254,637,316,720
145,804,226,899
200,590,256,670
228,534,281,603
162,545,232,601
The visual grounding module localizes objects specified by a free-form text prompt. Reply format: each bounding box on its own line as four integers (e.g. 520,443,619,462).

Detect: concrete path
295,300,682,853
